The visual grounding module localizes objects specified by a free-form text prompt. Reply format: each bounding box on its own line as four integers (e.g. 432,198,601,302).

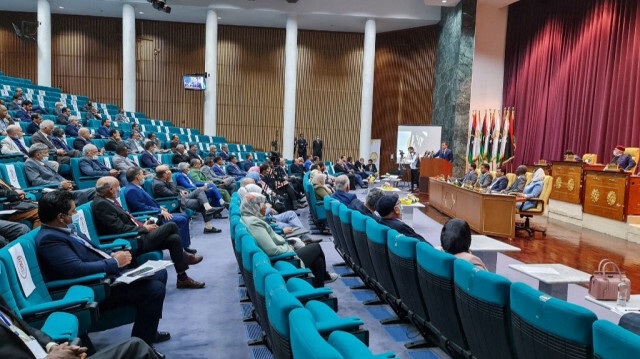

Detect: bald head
95,176,120,199
155,165,172,181
6,125,20,137
240,178,255,187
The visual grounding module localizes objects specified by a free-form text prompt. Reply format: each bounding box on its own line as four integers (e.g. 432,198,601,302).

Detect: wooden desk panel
429,179,516,238
583,171,629,221
629,176,640,216
550,161,582,204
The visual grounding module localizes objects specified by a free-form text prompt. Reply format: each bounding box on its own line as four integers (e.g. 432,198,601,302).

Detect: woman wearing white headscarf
312,172,333,201
240,193,338,287
516,168,545,211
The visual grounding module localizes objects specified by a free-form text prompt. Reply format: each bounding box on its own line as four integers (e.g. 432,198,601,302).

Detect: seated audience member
126,131,145,153
312,172,334,201
15,100,33,122
186,144,202,162
1,124,29,157
141,141,162,168
24,143,95,204
0,176,40,228
168,135,180,150
92,177,205,289
189,159,231,203
144,132,163,150
333,159,357,190
243,153,256,172
343,156,367,188
130,123,141,139
57,106,71,125
488,166,508,193
206,144,218,160
290,157,306,176
6,94,21,110
564,150,582,162
26,113,42,135
95,118,111,139
330,174,363,208
175,162,225,207
211,156,228,177
0,105,13,136
114,108,129,123
351,187,384,221
611,145,636,171
260,163,306,211
376,194,427,242
240,193,338,287
459,163,478,185
113,145,153,184
226,155,247,180
304,155,313,172
219,145,230,161
172,144,190,164
73,127,104,154
0,295,163,358
105,129,125,152
85,106,102,121
52,102,63,116
51,126,81,158
152,165,223,233
35,191,170,350
0,220,30,247
477,163,493,188
276,158,305,195
360,158,375,178
314,161,335,185
125,168,196,253
201,156,236,193
505,165,527,194
440,218,487,270
79,145,121,181
81,99,93,112
65,116,81,137
32,119,77,166
516,168,545,211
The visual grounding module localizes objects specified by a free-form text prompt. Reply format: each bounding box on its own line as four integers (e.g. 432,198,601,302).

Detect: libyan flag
467,111,477,164
486,110,496,162
503,108,515,163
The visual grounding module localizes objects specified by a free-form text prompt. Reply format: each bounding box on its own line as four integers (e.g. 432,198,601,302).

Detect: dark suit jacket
379,217,427,243
434,148,454,162
152,178,180,198
73,136,92,151
35,225,119,279
6,102,20,111
124,184,161,214
104,139,123,152
90,195,146,236
65,124,80,137
187,151,202,162
333,163,349,174
0,297,52,359
291,164,305,174
51,136,71,152
15,108,31,122
243,161,255,172
364,164,377,173
140,151,161,168
79,158,111,177
25,122,39,135
56,114,70,125
312,140,322,155
612,154,637,171
226,163,246,179
489,176,509,192
96,126,109,139
172,151,189,165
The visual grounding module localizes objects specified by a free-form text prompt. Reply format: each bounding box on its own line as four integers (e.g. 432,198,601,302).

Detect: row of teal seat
229,194,395,359
84,119,198,135
312,181,640,358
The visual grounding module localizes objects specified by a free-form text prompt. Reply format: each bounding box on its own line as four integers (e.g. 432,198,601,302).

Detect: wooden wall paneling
372,26,439,174
216,25,285,152
51,15,122,106
136,20,205,131
0,12,37,82
295,30,364,162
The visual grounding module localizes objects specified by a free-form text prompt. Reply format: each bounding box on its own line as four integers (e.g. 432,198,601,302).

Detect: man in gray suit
459,163,478,185
112,145,153,184
126,131,145,153
505,165,528,194
56,106,71,125
114,108,129,123
477,163,493,189
30,120,78,164
201,156,236,194
24,143,96,205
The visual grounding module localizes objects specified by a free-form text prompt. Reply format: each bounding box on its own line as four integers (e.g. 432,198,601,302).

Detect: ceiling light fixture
442,0,447,3
139,11,144,14
146,0,171,14
59,6,64,9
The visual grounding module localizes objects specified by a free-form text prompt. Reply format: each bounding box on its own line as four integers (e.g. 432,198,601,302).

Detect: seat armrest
79,176,103,181
46,273,107,290
99,232,138,241
131,210,160,217
98,239,131,250
315,317,364,334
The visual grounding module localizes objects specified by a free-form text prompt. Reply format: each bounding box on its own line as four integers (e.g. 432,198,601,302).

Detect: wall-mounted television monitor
183,75,206,90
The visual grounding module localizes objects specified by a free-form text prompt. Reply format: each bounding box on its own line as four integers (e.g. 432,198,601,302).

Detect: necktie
12,138,28,155
69,231,111,259
113,200,144,226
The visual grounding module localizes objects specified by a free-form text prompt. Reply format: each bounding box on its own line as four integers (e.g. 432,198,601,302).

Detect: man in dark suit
25,114,41,135
350,187,383,221
14,100,33,122
296,133,307,158
140,141,162,169
611,145,637,171
333,159,357,190
376,194,428,243
33,191,168,355
364,159,378,175
226,155,246,180
6,94,21,111
124,167,196,253
73,128,95,151
433,142,454,162
91,176,205,289
104,129,124,152
95,119,110,139
65,116,81,137
290,158,306,176
78,145,121,180
312,136,323,160
243,153,255,172
57,106,71,125
171,145,189,165
488,166,509,193
218,145,230,161
186,144,202,163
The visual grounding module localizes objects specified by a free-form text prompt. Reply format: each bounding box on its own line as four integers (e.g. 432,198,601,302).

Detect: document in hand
114,260,173,285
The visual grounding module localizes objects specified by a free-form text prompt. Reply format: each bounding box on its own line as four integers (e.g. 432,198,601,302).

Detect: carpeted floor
87,187,619,358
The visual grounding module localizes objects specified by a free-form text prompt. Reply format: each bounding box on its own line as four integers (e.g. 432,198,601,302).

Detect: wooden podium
419,158,453,193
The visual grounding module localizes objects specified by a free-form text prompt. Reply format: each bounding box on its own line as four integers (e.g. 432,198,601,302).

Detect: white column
282,15,298,160
359,19,376,160
122,4,136,112
204,10,218,136
37,0,51,87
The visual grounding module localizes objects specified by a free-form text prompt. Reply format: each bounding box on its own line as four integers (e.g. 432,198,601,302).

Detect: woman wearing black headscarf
440,218,487,270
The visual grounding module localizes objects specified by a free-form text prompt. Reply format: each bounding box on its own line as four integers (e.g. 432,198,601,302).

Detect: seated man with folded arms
152,165,223,233
91,176,205,289
477,163,493,188
35,190,170,353
350,187,384,221
376,194,428,243
440,218,487,270
188,159,231,204
459,163,478,185
488,166,508,193
0,295,163,358
125,167,197,254
505,165,527,194
24,143,96,205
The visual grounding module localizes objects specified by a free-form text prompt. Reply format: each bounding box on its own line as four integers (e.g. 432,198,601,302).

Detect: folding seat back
142,179,179,213
265,273,302,359
416,242,468,351
241,234,262,303
324,196,337,238
330,200,347,257
0,162,34,190
593,319,640,359
453,259,515,359
510,282,597,359
366,221,398,298
290,307,343,359
351,212,377,282
233,223,250,268
339,205,360,267
386,231,428,323
253,252,278,340
70,158,100,189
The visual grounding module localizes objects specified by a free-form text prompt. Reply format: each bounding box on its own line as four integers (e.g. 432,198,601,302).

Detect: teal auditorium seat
0,163,59,195
329,200,348,260
366,221,400,307
0,261,79,342
142,178,180,213
453,259,516,359
119,187,157,219
351,212,378,287
510,282,597,359
593,319,640,359
303,180,327,232
339,205,360,269
416,242,469,354
70,157,101,189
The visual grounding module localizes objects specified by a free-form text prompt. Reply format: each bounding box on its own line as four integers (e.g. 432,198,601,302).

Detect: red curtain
503,0,640,166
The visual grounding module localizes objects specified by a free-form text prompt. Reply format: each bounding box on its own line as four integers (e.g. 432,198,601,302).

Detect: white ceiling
0,0,453,33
